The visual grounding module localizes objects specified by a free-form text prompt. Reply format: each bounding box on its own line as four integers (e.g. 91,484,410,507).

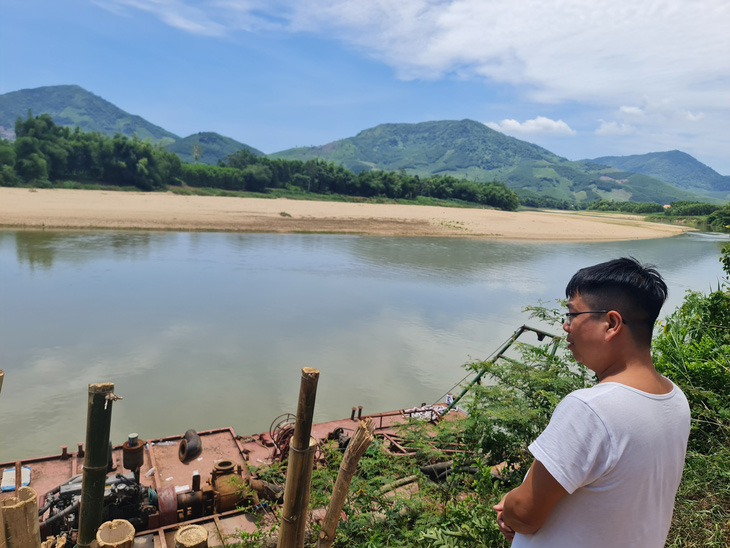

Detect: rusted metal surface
0,403,463,546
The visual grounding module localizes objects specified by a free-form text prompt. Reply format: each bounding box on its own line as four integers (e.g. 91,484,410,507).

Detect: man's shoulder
563,383,617,405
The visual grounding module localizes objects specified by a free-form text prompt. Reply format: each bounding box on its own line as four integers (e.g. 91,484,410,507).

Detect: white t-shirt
512,381,690,548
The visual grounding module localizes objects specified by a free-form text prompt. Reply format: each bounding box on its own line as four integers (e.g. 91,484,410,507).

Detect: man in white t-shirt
493,257,691,547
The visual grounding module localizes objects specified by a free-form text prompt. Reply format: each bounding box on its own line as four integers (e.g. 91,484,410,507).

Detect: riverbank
0,187,692,240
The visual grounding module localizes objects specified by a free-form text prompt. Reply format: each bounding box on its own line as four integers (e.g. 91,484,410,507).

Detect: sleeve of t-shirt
528,394,615,494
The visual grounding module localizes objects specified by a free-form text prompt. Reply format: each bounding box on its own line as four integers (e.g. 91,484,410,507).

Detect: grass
665,448,730,547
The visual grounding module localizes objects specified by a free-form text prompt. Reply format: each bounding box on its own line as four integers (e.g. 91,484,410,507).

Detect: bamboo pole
1,486,42,548
378,474,419,495
277,367,320,548
294,439,317,547
317,418,375,548
77,383,121,548
0,495,5,548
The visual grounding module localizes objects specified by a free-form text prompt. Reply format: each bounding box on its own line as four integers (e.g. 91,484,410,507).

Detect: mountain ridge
271,119,711,205
0,85,724,205
0,85,179,143
590,150,730,196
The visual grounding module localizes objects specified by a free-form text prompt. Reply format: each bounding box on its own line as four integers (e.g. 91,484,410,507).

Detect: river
1,230,727,461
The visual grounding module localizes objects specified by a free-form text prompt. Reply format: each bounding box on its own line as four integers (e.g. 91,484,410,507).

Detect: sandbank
0,187,691,241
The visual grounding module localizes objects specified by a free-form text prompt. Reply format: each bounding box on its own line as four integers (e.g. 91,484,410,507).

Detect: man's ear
604,310,623,341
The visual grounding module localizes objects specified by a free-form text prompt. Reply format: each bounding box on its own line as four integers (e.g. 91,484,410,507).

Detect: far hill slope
271,120,706,205
166,132,264,165
271,119,564,177
0,85,178,144
591,151,730,198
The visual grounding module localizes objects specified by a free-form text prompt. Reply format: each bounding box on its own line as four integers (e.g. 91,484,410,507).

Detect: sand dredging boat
0,326,559,547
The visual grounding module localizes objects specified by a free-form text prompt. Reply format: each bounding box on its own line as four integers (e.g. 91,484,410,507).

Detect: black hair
565,257,668,343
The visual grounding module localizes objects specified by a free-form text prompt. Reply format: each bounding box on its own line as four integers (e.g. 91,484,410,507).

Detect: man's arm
501,459,568,535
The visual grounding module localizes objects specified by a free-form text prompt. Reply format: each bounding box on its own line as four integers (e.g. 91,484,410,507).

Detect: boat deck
1,403,462,546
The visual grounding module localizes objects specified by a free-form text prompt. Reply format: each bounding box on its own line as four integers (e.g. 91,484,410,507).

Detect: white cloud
619,106,644,117
101,1,730,112
683,111,705,122
97,0,730,172
595,120,636,136
486,116,576,136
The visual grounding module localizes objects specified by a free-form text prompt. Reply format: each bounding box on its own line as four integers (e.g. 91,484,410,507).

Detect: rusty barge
1,402,462,547
0,325,558,547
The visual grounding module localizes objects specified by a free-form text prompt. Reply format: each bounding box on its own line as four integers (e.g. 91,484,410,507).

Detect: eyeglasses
564,310,610,325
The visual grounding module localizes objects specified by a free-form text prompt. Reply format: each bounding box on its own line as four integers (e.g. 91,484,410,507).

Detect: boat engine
39,473,156,539
39,462,284,539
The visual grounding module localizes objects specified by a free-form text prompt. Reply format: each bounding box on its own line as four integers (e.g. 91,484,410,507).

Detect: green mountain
0,85,179,144
271,120,706,205
590,151,730,199
272,119,563,177
165,132,264,165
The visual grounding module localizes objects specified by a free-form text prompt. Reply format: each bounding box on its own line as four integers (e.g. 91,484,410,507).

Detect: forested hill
590,150,730,196
271,120,707,206
166,132,264,165
271,119,564,177
0,85,179,144
0,86,265,165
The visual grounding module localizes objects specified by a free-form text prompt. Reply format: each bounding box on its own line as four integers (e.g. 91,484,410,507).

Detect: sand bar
0,187,691,241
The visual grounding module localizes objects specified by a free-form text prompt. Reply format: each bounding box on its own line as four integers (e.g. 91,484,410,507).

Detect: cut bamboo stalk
40,536,67,548
317,418,376,548
95,519,135,547
1,486,42,548
174,524,209,548
277,367,320,548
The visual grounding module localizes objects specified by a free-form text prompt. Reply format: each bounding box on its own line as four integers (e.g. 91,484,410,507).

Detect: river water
1,230,728,461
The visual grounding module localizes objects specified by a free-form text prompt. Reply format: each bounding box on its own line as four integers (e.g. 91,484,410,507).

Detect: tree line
3,112,728,227
0,112,520,211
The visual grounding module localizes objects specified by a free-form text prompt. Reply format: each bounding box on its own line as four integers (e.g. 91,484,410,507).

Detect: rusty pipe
178,429,202,462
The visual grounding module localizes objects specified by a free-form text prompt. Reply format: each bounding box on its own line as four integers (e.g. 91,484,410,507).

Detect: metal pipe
444,325,561,413
178,429,202,462
76,383,121,548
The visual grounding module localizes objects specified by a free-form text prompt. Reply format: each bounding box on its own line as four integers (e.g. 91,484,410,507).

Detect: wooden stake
13,463,21,494
317,418,376,548
1,486,42,548
277,367,320,548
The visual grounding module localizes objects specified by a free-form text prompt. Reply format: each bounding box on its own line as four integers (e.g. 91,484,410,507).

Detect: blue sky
2,0,729,173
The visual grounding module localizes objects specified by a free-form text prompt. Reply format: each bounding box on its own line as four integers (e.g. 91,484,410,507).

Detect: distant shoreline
0,187,692,241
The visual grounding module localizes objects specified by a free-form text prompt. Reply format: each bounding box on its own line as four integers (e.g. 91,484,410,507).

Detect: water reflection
10,231,157,270
0,230,727,461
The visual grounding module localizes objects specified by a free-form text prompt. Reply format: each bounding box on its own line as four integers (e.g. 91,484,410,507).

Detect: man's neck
598,358,672,394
